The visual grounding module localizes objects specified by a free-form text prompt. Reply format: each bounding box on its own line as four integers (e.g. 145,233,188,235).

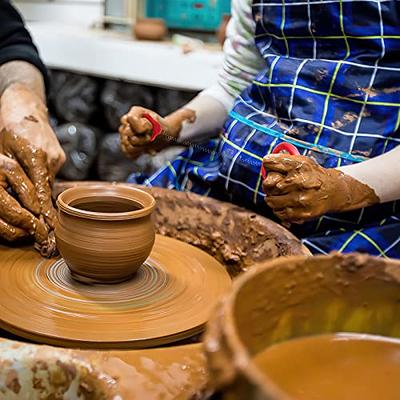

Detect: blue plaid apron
130,0,400,258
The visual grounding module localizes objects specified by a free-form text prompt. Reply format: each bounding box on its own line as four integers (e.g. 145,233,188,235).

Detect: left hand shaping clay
262,154,379,224
0,84,64,256
0,84,65,228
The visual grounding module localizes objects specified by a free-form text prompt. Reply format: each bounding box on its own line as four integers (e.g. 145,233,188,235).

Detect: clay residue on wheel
0,340,208,400
0,341,120,399
142,188,308,276
89,345,209,399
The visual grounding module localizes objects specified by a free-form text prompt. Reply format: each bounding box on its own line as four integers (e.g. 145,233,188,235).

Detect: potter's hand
0,83,66,230
119,106,196,159
262,155,379,224
0,153,49,245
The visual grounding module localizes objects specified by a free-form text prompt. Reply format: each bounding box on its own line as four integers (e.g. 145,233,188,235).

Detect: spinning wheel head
0,236,231,348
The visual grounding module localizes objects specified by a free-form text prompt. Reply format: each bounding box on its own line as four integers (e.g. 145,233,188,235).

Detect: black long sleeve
0,0,49,89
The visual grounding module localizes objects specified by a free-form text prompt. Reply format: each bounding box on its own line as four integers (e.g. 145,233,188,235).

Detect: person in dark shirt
0,1,65,255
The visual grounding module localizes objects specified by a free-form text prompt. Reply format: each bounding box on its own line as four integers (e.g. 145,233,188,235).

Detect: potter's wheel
0,235,231,348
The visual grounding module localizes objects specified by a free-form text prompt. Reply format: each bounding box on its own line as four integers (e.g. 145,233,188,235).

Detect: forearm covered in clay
338,146,400,204
0,61,45,102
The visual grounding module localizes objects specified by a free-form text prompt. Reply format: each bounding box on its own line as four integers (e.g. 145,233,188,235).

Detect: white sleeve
338,146,400,203
178,0,264,143
202,0,265,110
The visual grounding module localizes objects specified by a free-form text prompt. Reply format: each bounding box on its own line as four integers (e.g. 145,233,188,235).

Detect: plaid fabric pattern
142,0,400,258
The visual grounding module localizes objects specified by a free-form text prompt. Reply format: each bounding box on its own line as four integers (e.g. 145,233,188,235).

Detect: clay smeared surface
99,345,208,399
0,236,231,348
253,333,400,400
0,339,208,400
0,340,120,399
205,253,400,399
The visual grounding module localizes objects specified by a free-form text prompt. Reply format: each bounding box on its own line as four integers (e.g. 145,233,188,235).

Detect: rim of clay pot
223,257,299,400
218,253,400,400
57,185,156,221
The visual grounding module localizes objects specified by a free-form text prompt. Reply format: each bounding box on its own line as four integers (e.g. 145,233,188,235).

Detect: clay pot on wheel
55,185,156,284
134,18,167,41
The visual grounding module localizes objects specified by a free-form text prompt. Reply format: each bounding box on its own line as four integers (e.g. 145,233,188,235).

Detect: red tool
261,142,300,179
143,113,163,142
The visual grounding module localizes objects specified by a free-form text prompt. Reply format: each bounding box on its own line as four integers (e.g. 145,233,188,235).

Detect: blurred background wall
11,0,230,183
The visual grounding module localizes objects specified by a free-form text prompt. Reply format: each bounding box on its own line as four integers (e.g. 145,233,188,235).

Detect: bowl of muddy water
55,185,156,284
204,253,400,400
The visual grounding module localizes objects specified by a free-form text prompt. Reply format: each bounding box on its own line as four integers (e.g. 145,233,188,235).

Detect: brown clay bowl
133,18,168,41
204,253,400,399
55,185,156,284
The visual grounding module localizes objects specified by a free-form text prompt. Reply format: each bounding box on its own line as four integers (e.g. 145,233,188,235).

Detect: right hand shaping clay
119,106,196,159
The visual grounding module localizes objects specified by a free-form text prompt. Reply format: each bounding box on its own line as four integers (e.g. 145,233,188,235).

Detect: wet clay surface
204,253,400,399
253,333,400,400
99,344,208,399
0,236,231,348
54,182,310,276
0,339,207,400
56,186,156,283
71,198,142,213
263,155,379,223
0,340,121,399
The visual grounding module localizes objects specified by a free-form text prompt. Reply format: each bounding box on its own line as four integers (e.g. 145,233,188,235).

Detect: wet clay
262,155,379,223
71,198,142,213
0,339,208,400
54,182,310,276
1,131,57,229
56,185,156,283
95,344,208,399
0,340,121,399
0,131,58,257
120,107,196,160
253,333,400,400
0,82,66,257
204,253,400,399
0,236,231,348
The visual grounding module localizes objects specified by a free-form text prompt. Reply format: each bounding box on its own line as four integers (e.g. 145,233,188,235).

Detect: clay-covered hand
0,153,49,245
119,106,196,159
0,83,66,230
262,154,379,224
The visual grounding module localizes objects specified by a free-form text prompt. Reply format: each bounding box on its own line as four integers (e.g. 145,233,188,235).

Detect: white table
27,22,223,91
